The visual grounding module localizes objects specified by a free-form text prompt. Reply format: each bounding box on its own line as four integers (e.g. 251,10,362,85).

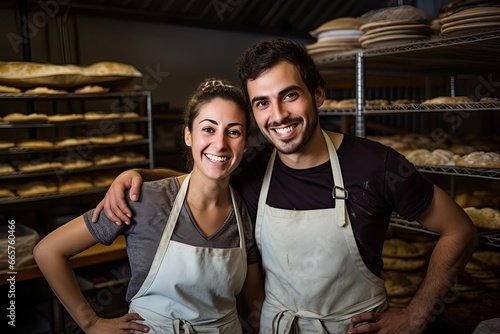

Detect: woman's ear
184,127,192,147
315,87,326,108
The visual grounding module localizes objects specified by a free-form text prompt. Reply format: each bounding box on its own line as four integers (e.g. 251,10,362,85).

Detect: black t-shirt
230,133,434,276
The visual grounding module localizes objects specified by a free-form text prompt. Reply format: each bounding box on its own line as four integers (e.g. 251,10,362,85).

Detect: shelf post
355,52,365,137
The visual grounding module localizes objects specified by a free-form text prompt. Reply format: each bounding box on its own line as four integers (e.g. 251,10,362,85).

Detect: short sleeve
83,209,129,245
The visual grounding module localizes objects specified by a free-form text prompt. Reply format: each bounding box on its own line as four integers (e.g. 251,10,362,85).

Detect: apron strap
173,319,195,334
273,310,328,334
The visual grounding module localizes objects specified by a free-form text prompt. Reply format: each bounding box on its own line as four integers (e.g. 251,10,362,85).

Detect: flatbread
119,151,146,162
16,140,55,149
123,132,144,141
0,85,21,93
74,85,110,94
455,152,500,169
422,96,473,104
48,114,84,122
59,179,93,192
16,181,58,196
0,141,15,149
56,137,90,147
24,87,68,94
93,174,117,187
0,163,15,173
60,159,93,170
0,188,16,197
17,161,63,173
4,113,49,122
0,61,142,88
84,111,121,120
382,239,427,258
92,154,125,166
88,134,124,144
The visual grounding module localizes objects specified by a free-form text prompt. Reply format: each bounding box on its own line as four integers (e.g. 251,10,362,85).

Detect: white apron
129,173,247,333
256,131,388,334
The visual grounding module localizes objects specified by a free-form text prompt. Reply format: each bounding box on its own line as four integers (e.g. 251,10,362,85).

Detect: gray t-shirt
83,177,258,301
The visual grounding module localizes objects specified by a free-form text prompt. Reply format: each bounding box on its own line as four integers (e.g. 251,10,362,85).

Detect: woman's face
185,97,247,181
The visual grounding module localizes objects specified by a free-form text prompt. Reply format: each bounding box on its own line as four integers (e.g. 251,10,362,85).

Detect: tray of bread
0,61,142,90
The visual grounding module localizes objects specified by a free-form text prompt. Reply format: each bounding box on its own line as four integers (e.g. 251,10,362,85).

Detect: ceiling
7,0,394,39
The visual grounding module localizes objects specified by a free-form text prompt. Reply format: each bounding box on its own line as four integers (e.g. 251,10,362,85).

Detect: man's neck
277,130,343,169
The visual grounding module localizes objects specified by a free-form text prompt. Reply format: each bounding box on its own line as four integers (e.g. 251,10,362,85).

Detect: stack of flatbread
358,6,433,48
440,6,500,35
381,238,433,307
465,251,500,290
307,17,363,58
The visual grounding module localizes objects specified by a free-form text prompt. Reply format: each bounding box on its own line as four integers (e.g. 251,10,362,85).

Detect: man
94,38,478,333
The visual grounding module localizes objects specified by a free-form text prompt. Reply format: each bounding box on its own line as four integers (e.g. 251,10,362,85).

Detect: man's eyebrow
250,85,302,105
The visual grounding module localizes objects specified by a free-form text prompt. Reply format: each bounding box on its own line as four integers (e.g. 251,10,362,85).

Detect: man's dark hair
236,38,327,107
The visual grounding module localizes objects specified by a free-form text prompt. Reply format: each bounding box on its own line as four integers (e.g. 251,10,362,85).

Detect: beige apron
129,173,247,333
256,131,388,334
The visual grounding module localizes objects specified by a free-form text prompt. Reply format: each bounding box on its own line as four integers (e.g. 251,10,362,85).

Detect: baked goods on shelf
382,238,427,258
0,85,21,93
0,163,15,174
93,174,117,188
0,188,16,197
92,154,125,166
25,87,68,94
59,159,93,170
463,207,500,230
84,111,121,120
119,151,147,162
440,6,500,35
16,160,63,173
0,141,15,149
16,181,58,196
406,148,456,165
16,139,55,149
88,134,124,144
123,132,144,141
422,96,474,104
48,114,85,122
455,190,500,209
0,61,142,88
58,178,94,192
74,85,110,94
382,238,429,271
383,270,423,307
121,111,140,118
56,137,91,147
465,250,500,290
455,151,500,169
307,17,363,58
3,113,49,122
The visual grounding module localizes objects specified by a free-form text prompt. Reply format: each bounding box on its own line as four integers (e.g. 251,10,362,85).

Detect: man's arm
349,185,479,333
92,168,182,225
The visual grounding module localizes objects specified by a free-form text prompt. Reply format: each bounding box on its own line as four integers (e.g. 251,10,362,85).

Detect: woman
34,79,264,334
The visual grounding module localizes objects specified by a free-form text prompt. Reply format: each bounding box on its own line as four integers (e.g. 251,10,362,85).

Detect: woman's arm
241,263,265,333
92,168,181,225
34,216,149,333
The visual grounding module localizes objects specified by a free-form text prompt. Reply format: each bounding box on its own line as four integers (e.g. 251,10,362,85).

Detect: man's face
246,61,323,155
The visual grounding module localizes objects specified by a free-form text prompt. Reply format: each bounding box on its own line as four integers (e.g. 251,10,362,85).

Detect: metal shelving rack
0,90,154,205
314,29,500,246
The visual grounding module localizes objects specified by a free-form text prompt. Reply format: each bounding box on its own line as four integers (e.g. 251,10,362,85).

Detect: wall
0,7,309,109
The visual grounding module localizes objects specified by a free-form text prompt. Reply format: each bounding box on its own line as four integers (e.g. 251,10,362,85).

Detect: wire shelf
390,216,500,248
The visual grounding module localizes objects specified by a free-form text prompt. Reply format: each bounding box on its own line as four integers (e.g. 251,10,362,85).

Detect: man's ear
184,127,192,147
315,87,326,108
